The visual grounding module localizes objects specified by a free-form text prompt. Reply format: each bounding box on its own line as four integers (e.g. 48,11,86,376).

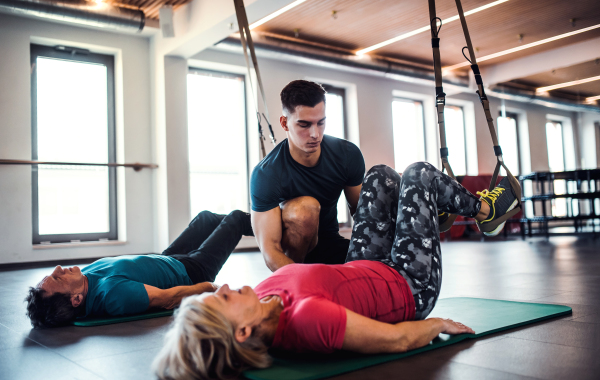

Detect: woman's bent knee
364,164,401,185
403,161,436,176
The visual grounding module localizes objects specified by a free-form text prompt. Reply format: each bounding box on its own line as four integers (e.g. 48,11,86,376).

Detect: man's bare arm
144,282,218,310
344,184,362,217
251,208,295,272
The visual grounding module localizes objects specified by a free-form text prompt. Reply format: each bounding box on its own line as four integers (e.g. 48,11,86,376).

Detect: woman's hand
439,318,475,335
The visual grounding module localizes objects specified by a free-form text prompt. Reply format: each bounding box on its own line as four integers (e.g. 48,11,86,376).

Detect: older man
25,210,253,328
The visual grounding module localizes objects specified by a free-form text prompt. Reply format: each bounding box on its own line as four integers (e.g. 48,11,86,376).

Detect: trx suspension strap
233,0,276,158
428,0,458,232
453,0,523,228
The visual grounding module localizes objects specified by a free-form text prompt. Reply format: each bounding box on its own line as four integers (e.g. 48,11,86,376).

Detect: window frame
497,111,522,175
546,119,567,172
30,44,118,244
444,104,468,176
186,67,250,215
391,97,427,171
322,85,348,139
322,84,351,226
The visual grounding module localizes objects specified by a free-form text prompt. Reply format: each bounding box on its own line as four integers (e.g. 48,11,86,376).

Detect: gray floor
1,237,599,380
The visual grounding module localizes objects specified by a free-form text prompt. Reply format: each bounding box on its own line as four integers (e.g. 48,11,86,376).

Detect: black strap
233,0,276,158
427,0,455,180
453,0,522,203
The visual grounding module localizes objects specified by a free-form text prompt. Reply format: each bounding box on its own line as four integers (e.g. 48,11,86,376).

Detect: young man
250,80,365,272
25,210,253,328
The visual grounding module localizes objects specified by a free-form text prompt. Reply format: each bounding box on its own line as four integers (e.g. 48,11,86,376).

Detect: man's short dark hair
280,80,326,115
25,287,81,328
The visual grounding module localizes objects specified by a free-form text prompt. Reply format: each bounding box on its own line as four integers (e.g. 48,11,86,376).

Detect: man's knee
191,210,216,225
226,209,248,221
189,210,226,231
225,210,253,235
281,196,320,232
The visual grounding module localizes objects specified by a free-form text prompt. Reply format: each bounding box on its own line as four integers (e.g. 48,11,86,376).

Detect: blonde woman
153,163,518,380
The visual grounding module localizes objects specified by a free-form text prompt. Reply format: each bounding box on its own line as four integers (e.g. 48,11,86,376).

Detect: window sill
33,240,127,250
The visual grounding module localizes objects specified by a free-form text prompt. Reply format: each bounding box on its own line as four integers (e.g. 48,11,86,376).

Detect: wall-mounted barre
0,159,158,172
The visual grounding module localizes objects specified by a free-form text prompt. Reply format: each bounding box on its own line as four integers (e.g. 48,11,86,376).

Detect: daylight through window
31,45,117,243
546,120,567,217
324,89,349,224
497,114,520,176
444,106,467,176
392,99,426,173
187,69,248,217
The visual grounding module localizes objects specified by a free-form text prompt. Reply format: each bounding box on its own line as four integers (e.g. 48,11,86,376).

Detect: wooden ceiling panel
254,0,486,51
257,0,600,85
370,0,600,67
553,82,600,97
112,0,192,19
508,59,600,98
34,0,194,20
519,60,600,87
375,25,600,74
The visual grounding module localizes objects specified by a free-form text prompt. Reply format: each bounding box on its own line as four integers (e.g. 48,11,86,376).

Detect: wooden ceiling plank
251,0,599,69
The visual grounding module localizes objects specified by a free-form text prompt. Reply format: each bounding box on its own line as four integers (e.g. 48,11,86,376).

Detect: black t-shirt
250,135,365,237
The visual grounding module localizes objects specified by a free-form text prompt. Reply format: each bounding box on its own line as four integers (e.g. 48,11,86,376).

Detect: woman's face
201,284,262,328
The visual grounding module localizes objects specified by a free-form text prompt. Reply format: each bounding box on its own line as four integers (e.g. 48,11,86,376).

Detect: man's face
282,101,326,154
38,265,85,296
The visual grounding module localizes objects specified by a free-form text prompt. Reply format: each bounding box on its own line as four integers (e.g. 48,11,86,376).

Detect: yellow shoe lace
476,188,505,203
476,187,505,222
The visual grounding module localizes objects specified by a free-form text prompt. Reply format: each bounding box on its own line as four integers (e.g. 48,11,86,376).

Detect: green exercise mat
72,310,174,327
244,297,571,380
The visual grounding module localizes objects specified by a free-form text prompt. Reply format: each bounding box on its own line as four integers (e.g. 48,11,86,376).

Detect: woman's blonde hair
152,294,272,380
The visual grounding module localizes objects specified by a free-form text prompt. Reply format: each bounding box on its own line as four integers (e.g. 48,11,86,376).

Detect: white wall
191,49,600,175
164,56,192,243
0,14,154,264
188,49,442,171
183,49,600,230
1,13,600,264
578,112,600,169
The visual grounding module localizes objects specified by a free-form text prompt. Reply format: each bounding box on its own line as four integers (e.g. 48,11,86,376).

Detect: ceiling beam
480,37,600,86
154,0,296,58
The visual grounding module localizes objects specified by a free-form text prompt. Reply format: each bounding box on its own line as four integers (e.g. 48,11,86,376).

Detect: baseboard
0,255,124,271
235,235,259,250
0,238,260,270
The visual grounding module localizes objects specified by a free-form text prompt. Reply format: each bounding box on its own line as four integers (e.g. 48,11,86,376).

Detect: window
545,120,565,172
31,44,117,244
545,120,567,216
392,98,426,172
187,69,248,217
323,86,349,224
497,113,520,175
444,106,467,176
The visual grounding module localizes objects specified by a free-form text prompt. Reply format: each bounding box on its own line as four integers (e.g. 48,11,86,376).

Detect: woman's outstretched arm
342,309,475,354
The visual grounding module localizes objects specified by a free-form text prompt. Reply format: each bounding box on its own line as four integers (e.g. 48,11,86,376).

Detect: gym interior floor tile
1,236,599,380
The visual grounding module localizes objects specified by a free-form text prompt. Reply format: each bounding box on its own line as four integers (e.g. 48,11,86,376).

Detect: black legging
162,210,254,284
346,162,481,319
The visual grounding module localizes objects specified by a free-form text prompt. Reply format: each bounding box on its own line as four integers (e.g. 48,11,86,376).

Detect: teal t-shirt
82,255,193,317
